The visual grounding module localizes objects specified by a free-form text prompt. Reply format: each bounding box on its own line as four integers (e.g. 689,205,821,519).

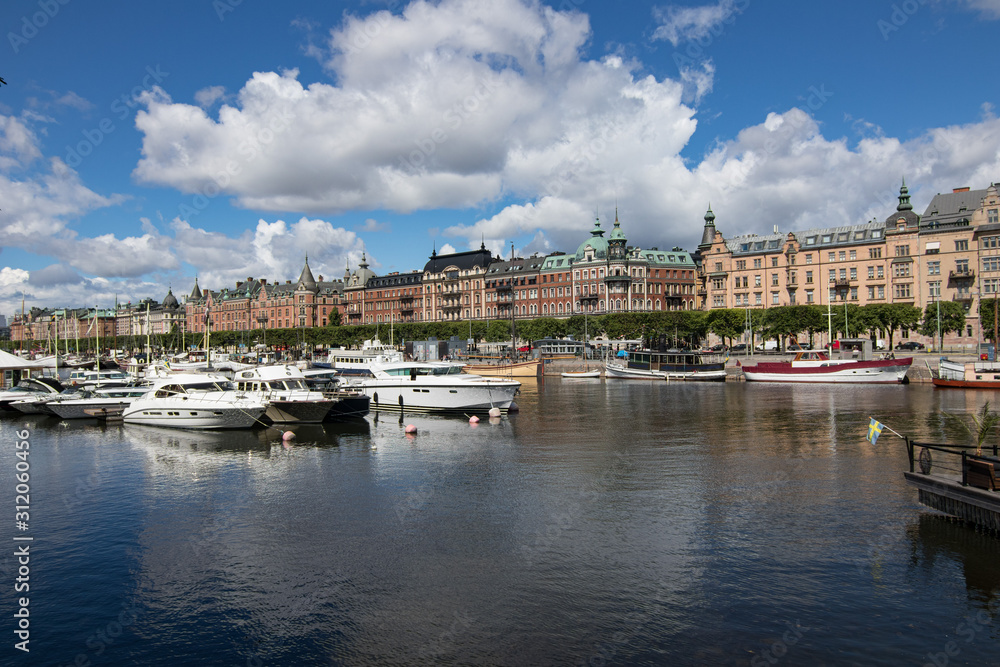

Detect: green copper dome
574,217,609,261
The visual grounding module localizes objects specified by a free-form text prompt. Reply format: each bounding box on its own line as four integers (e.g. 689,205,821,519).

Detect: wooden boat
462,359,542,378
741,341,911,383
561,369,601,378
605,349,727,381
933,358,1000,389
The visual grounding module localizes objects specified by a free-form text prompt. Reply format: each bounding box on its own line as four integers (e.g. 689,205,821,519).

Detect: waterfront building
696,181,1000,346
185,258,344,335
421,244,493,322
485,254,544,320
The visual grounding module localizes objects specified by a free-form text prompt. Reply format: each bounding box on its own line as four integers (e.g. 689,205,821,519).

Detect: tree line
8,299,998,355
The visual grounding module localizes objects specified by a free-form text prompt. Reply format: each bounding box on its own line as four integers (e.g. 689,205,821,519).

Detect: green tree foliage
326,309,342,327
706,309,746,344
919,301,966,341
869,303,922,349
977,298,1000,342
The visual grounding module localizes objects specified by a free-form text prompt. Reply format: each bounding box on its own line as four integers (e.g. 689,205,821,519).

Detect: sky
2,0,1000,316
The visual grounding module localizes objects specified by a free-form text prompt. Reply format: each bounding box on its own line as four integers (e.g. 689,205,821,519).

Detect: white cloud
651,0,745,46
194,85,227,108
438,243,457,255
356,217,391,232
959,0,1000,19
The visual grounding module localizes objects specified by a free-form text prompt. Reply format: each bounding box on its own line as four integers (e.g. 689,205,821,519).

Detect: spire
699,204,717,249
297,255,318,292
481,233,486,251
359,252,369,269
897,178,912,212
189,277,202,300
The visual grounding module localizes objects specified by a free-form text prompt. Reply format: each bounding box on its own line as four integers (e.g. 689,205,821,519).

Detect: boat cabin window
154,384,185,398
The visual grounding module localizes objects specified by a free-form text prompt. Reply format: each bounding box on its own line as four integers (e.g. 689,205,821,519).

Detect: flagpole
869,416,905,439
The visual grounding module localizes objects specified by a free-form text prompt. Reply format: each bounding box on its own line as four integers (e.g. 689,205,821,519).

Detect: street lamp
256,314,269,348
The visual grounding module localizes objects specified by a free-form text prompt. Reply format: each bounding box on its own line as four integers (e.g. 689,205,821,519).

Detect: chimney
247,276,253,282
318,275,323,281
954,187,971,193
286,280,292,284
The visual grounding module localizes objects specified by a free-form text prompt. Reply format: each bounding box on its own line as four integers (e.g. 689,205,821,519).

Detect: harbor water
2,380,999,665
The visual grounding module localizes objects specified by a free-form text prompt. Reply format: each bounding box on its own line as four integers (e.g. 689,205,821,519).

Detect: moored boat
561,370,601,378
933,358,1000,389
352,361,520,413
233,365,337,423
605,349,727,381
741,339,911,383
123,373,267,429
462,359,543,378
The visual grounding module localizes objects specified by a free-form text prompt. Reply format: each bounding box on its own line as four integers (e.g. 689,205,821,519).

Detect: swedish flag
867,418,883,445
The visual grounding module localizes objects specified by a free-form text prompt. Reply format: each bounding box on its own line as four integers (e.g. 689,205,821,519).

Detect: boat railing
907,440,1000,487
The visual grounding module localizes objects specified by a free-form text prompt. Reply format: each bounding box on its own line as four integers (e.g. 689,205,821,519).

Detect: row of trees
9,299,999,356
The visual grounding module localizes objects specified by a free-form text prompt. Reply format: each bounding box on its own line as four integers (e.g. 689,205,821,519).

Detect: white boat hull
50,398,135,420
605,363,666,380
561,370,601,378
357,378,520,412
741,363,910,383
123,397,266,429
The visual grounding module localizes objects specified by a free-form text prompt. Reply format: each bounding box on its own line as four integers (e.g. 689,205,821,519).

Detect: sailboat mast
510,242,516,362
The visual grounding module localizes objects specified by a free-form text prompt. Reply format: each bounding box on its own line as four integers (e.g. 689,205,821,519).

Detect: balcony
948,269,975,282
833,279,852,289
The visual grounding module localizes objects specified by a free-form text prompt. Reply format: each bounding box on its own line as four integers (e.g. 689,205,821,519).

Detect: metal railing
906,438,1000,487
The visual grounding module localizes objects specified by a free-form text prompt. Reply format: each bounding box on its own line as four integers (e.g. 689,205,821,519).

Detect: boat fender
488,407,501,418
282,431,295,441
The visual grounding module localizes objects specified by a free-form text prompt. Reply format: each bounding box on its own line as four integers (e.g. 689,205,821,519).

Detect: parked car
709,344,728,352
787,342,810,351
895,341,925,351
730,343,749,353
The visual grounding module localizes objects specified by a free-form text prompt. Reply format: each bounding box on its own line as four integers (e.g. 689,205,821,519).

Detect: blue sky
2,0,999,315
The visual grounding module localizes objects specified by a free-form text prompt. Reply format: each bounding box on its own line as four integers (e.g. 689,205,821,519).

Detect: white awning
925,242,940,250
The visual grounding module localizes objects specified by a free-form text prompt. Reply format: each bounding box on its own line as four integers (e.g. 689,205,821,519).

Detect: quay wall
542,352,954,382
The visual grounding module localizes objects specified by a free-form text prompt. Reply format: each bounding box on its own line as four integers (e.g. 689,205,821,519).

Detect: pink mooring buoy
405,424,418,434
282,431,296,441
469,415,480,423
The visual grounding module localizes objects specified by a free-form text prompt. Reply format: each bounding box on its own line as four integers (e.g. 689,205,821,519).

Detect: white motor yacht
123,373,267,429
48,385,150,420
0,377,65,411
351,361,520,413
232,365,336,423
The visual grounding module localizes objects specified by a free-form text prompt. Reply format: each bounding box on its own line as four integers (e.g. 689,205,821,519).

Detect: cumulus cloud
28,264,84,287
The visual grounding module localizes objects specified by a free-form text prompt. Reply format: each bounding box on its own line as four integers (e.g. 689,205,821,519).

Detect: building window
849,250,856,260
877,266,884,279
868,266,875,279
956,240,969,251
985,279,1000,294
771,257,778,267
894,283,912,299
828,269,836,282
736,260,746,270
771,292,779,305
895,245,910,257
850,268,857,280
893,263,911,278
805,254,813,264
806,271,813,284
850,287,858,301
828,252,836,262
929,281,941,299
805,290,814,303
753,258,762,269
870,248,882,259
981,236,1000,249
838,251,846,261
989,209,998,224
984,257,1000,272
755,293,762,305
927,261,940,276
956,259,969,274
